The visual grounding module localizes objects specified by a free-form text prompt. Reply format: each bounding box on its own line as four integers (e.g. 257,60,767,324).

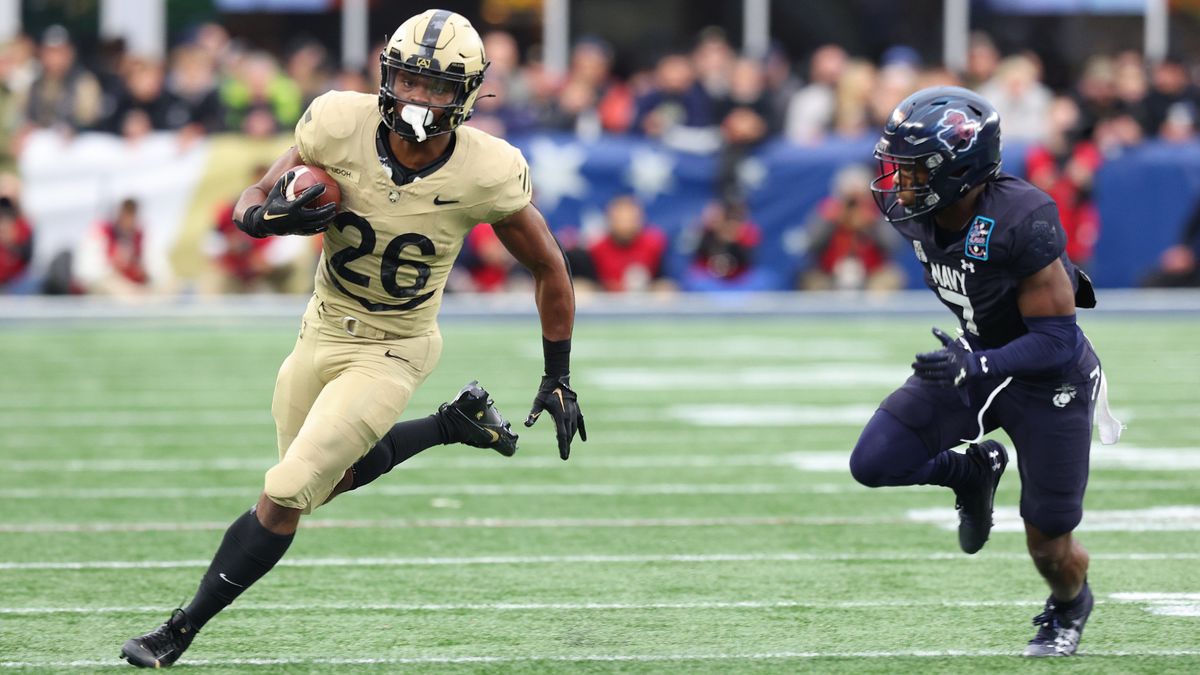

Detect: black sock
925,450,982,489
349,414,449,490
183,508,294,629
1055,580,1091,608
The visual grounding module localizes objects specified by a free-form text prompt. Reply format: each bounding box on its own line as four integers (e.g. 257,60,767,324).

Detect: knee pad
849,409,932,487
264,457,318,512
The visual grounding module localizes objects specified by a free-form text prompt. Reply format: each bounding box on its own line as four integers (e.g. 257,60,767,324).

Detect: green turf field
1,315,1198,673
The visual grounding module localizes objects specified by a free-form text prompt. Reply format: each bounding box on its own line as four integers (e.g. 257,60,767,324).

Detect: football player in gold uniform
121,10,584,667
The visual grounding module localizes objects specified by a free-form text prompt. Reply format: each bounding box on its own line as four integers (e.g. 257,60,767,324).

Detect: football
285,165,341,209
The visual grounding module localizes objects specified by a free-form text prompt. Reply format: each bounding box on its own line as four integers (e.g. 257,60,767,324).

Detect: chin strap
400,104,433,142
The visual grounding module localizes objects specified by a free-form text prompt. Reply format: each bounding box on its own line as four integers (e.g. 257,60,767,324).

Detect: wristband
543,337,571,378
235,204,266,238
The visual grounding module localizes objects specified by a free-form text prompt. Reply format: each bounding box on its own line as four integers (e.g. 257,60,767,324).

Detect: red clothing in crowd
1025,144,1102,265
465,223,511,292
0,216,33,284
813,198,890,275
214,203,273,282
589,227,668,291
100,221,148,284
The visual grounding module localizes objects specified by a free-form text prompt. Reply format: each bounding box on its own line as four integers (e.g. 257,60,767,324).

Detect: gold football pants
265,297,442,513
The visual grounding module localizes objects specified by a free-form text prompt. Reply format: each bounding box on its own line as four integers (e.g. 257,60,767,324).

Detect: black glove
524,375,586,460
912,327,985,404
236,170,336,238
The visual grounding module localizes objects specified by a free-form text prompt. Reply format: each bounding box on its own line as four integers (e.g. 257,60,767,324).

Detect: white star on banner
625,147,676,202
737,157,767,193
528,138,588,211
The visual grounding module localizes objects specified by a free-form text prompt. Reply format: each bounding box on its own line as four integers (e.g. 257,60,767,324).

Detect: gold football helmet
378,9,488,142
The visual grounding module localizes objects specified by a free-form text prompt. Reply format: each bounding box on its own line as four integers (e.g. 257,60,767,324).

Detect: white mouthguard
400,104,433,142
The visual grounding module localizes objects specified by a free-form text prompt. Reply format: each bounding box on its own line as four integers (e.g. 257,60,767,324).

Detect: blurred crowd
1,22,1199,296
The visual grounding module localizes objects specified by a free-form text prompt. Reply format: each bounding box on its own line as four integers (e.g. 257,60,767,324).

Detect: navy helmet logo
936,109,981,153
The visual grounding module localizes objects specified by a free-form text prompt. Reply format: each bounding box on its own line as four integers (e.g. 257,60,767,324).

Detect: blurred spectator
469,77,529,137
329,67,372,95
692,27,735,102
963,32,1000,90
454,223,529,293
220,52,302,136
980,54,1052,143
632,53,716,151
286,40,332,109
1141,198,1200,288
588,195,672,293
0,39,30,171
24,25,102,132
167,45,222,132
482,31,532,107
204,167,313,293
75,198,150,296
682,199,771,291
567,38,632,134
833,59,877,137
868,51,919,129
1025,96,1101,266
716,58,772,198
3,33,37,100
0,194,33,291
799,165,904,291
763,45,802,136
785,44,848,144
1112,51,1150,132
1072,55,1118,140
542,77,600,137
1144,55,1198,141
102,57,192,139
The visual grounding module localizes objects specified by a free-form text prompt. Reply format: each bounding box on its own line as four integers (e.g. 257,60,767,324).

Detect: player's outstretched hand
912,327,984,396
524,375,586,460
242,171,337,238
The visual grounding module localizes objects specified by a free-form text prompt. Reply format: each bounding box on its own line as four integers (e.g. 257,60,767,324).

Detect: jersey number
937,288,979,335
326,213,435,312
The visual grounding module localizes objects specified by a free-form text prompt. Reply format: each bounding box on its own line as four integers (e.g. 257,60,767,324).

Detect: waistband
313,301,407,340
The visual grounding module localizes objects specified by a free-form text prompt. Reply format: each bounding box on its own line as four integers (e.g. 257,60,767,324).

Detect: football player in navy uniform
120,10,585,667
850,87,1122,657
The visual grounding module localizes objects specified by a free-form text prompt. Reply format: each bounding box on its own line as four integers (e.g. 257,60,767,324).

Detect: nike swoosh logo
262,211,289,221
218,572,246,588
433,196,459,205
485,428,500,442
384,350,411,363
553,388,565,409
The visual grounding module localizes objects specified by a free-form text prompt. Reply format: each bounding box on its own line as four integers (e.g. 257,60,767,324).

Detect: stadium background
1,0,1199,671
1,0,1199,292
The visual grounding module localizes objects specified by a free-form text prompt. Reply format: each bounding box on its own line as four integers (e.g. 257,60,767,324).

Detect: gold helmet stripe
415,9,453,61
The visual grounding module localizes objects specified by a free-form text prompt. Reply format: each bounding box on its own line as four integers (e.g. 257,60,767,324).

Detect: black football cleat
120,608,196,668
439,380,519,457
954,440,1008,554
1024,584,1094,657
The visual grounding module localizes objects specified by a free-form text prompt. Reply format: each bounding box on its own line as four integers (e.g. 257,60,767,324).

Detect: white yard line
0,515,911,534
908,506,1200,533
3,649,1200,668
0,482,902,499
2,551,1197,571
0,598,1054,615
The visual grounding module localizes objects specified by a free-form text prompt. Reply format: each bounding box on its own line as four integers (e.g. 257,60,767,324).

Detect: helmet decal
936,108,981,153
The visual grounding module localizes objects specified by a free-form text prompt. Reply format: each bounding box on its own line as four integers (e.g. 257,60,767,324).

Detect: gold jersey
294,91,532,337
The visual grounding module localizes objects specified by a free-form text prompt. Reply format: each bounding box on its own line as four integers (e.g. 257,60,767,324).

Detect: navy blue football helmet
870,86,1002,222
